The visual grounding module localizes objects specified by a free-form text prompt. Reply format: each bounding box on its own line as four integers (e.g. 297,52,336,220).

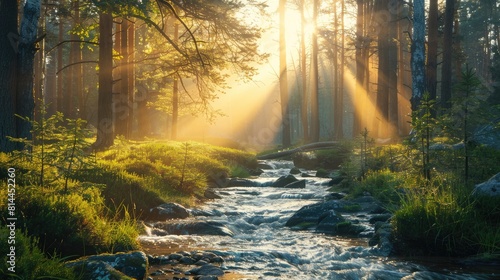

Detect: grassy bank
0,140,256,278
338,142,500,257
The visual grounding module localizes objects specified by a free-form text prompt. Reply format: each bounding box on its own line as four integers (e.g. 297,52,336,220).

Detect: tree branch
57,60,98,74
46,40,99,55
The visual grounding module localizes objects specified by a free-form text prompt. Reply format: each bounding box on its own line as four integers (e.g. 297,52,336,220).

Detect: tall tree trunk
374,0,397,138
67,2,78,119
332,0,339,139
387,1,399,137
334,0,345,139
172,20,179,140
113,20,125,136
17,0,42,144
300,0,309,142
441,0,455,110
45,44,57,116
120,19,130,137
57,21,64,113
74,0,83,118
396,1,408,134
34,13,44,122
279,0,291,147
426,0,438,114
128,21,135,137
411,0,426,111
353,0,365,136
0,0,19,152
310,0,320,142
94,12,114,149
453,7,462,84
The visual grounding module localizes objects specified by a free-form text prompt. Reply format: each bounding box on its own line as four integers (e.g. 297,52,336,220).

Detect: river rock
189,209,216,217
227,178,259,187
472,172,500,197
290,167,301,174
316,210,346,233
204,189,222,199
180,256,196,265
148,203,190,221
325,192,346,200
188,264,224,276
283,179,306,189
193,276,219,280
285,200,341,227
258,162,275,170
150,221,234,236
272,175,299,188
249,168,264,176
369,222,393,257
66,251,148,280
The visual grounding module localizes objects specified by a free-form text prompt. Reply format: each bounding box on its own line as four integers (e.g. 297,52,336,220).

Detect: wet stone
188,264,225,276
194,276,219,280
150,270,166,276
195,260,209,266
169,253,183,260
180,256,196,265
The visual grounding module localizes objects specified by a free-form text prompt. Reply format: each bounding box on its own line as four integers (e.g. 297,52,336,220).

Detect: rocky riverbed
136,160,494,280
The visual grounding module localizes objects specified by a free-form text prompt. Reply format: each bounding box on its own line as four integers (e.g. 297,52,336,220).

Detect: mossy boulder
66,251,148,280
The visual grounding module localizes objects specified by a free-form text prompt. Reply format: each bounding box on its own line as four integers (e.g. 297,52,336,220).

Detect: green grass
0,139,257,269
0,229,78,279
339,138,500,257
347,169,404,209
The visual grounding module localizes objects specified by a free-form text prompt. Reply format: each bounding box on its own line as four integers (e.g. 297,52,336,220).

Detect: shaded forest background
0,0,499,152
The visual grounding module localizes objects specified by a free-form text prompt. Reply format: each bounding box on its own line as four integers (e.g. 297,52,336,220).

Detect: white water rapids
139,160,495,279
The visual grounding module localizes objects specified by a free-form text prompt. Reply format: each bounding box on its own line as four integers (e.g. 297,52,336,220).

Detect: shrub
0,185,139,257
0,229,77,279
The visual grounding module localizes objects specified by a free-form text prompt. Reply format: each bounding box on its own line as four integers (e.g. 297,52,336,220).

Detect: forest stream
139,160,496,280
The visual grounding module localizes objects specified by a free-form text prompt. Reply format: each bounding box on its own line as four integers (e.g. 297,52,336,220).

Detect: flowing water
140,160,497,279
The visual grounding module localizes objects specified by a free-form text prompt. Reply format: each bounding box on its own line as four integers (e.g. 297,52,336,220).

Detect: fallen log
257,141,340,160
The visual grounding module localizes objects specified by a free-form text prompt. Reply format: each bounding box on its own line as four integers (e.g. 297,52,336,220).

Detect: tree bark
374,0,398,137
128,21,135,137
411,0,426,111
57,21,64,113
0,0,19,152
426,0,438,114
300,0,309,141
332,0,339,139
310,0,320,142
353,0,365,137
172,19,179,140
334,0,345,139
74,0,83,118
279,0,291,147
94,12,114,150
441,0,455,110
17,0,42,144
120,18,130,137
